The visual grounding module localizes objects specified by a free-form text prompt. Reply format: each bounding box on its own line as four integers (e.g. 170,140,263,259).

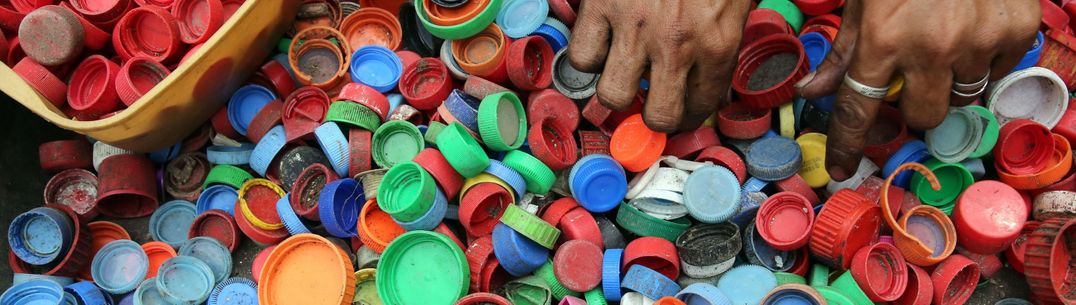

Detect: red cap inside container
68,55,121,116
171,0,224,44
756,191,815,251
112,6,184,63
850,242,909,302
506,36,554,91
953,180,1027,254
13,57,67,107
115,56,171,106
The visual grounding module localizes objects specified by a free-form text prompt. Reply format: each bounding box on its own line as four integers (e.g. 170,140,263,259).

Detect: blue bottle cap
387,93,405,118
0,279,65,305
275,195,310,235
206,144,255,165
492,223,549,276
485,159,528,201
542,17,571,45
731,197,762,231
196,185,240,216
178,237,233,284
227,85,277,136
569,154,624,194
717,265,777,305
149,143,182,163
155,256,215,305
149,200,197,248
444,90,482,131
91,240,149,295
249,125,287,177
762,285,823,305
882,140,931,188
742,177,769,194
314,122,351,177
532,23,569,53
570,154,628,213
683,166,741,224
133,278,169,305
799,32,831,72
350,45,403,93
743,219,795,272
13,273,74,286
496,0,549,38
746,137,803,181
602,249,624,302
620,265,681,300
116,292,135,305
61,292,78,305
440,40,470,80
677,283,733,305
207,277,258,305
8,207,73,265
319,178,364,238
65,281,113,305
394,186,448,231
1013,31,1044,72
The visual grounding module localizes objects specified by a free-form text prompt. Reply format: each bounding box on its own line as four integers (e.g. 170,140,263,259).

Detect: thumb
796,0,861,99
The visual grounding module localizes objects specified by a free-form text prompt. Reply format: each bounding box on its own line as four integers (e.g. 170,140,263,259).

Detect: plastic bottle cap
377,162,436,223
530,116,580,171
484,159,527,201
995,119,1055,175
11,57,67,107
622,236,680,282
148,200,196,248
18,5,84,67
525,90,579,133
155,256,215,304
809,189,881,269
377,231,468,304
883,140,932,188
732,34,808,109
987,67,1069,129
227,85,277,137
359,199,407,253
743,9,791,47
492,222,550,277
747,136,803,181
371,120,424,168
237,178,286,231
1,279,66,304
478,91,527,151
506,36,554,91
567,154,627,213
67,55,121,115
1023,218,1075,304
717,265,777,305
926,107,985,164
953,181,1027,254
675,223,741,275
502,150,556,194
114,56,170,106
393,184,448,231
8,207,72,266
893,263,933,305
552,240,603,292
495,0,547,38
350,45,403,93
172,0,223,44
458,182,511,236
91,240,148,294
682,166,740,224
397,59,454,111
929,255,980,305
621,264,680,300
187,209,240,253
610,114,666,172
551,48,599,100
416,0,502,40
259,234,355,304
533,21,570,53
113,6,182,62
756,192,814,251
207,277,258,305
317,178,363,237
1013,31,1045,72
340,7,402,51
43,169,98,221
849,242,908,302
178,236,233,284
909,159,973,207
743,217,797,272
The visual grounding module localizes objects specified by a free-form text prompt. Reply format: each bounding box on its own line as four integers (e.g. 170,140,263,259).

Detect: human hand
795,0,1041,181
567,0,753,133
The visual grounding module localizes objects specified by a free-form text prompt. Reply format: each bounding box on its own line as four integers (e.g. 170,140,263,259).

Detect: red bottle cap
663,127,721,159
732,34,809,109
953,180,1028,254
548,0,575,26
742,8,792,47
1052,109,1076,150
581,96,615,134
18,5,84,66
695,146,748,184
892,263,932,305
528,117,579,171
622,236,680,280
12,57,67,107
233,198,288,246
559,207,603,250
850,242,908,302
57,2,110,50
802,14,842,30
1024,217,1076,304
929,255,980,305
339,7,401,51
95,154,159,218
463,75,510,100
506,36,554,91
283,86,331,142
792,0,842,16
338,82,390,120
1004,221,1041,274
527,89,579,132
578,130,611,157
459,182,512,237
211,105,243,140
541,197,580,226
863,106,908,166
7,36,26,65
171,0,223,44
954,247,1003,278
260,60,296,98
717,102,772,140
38,139,93,172
774,174,820,204
289,163,338,221
1041,0,1071,32
553,239,603,292
756,192,815,251
115,56,171,106
134,0,177,9
466,236,496,291
809,189,881,269
414,148,465,199
246,100,285,143
68,54,121,117
456,293,512,305
250,245,276,281
112,6,184,63
396,50,421,69
349,128,373,177
68,0,131,27
187,209,241,252
42,204,92,277
398,57,454,111
994,119,1054,175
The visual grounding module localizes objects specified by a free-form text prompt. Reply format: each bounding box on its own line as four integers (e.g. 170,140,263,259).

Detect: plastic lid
929,255,980,305
747,136,803,181
623,236,681,281
350,45,403,93
756,192,814,251
250,245,275,282
206,145,254,167
910,159,973,207
810,189,881,269
795,133,830,188
760,284,825,305
717,265,777,305
551,47,599,100
187,209,241,253
259,234,355,304
399,59,454,111
506,36,555,91
732,34,808,109
954,181,1027,254
196,185,240,216
67,55,120,115
11,57,67,107
986,67,1069,129
621,264,681,300
378,162,436,222
114,5,183,61
208,277,258,305
371,120,424,168
994,119,1054,175
881,163,959,266
359,200,407,253
393,184,448,231
553,240,603,293
610,114,666,172
965,105,1000,159
352,268,381,305
849,242,908,302
459,182,512,236
478,91,528,151
377,231,468,304
883,140,932,188
178,237,233,283
499,203,561,249
683,166,741,224
502,150,556,194
172,0,223,44
155,256,214,304
1013,31,1044,72
799,32,830,72
238,178,286,231
570,154,627,213
340,7,402,51
18,5,84,67
926,107,984,163
1,279,65,305
148,200,196,248
528,116,580,172
893,263,932,305
9,206,73,266
492,222,549,276
64,281,112,305
744,218,797,272
227,85,277,136
416,0,503,40
318,178,364,237
757,0,804,32
91,240,149,294
675,223,741,268
451,24,509,78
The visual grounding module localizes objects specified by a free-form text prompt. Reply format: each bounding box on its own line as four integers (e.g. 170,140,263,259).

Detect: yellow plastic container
0,0,304,152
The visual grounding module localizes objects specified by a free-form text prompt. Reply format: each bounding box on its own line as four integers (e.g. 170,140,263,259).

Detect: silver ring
953,70,990,91
844,73,890,99
951,81,989,98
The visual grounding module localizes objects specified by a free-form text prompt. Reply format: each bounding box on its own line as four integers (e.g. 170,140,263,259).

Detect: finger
595,31,647,111
567,0,611,73
825,51,894,181
680,47,735,130
642,56,691,133
989,39,1037,82
899,69,953,131
795,0,861,98
950,54,992,106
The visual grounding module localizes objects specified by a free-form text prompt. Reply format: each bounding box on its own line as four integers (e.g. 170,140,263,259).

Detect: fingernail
795,71,816,89
828,165,849,182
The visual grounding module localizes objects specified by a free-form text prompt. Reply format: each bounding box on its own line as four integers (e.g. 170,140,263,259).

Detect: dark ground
0,97,1031,303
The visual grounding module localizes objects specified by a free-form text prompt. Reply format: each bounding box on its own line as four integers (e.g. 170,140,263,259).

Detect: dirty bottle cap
415,0,502,40
747,136,803,181
172,0,223,44
683,166,740,224
553,240,603,292
187,210,241,253
19,5,84,67
91,240,148,294
744,218,797,272
502,150,556,194
196,184,240,216
675,223,741,270
207,277,258,305
755,192,814,251
495,0,547,38
8,207,74,266
227,85,277,137
530,117,580,171
925,107,985,164
178,236,232,284
67,55,120,115
95,154,159,218
953,181,1027,254
478,91,528,151
986,67,1069,129
340,7,402,51
317,178,363,237
809,189,881,270
378,231,469,304
113,6,182,63
849,242,908,302
892,263,932,305
1022,217,1076,304
437,122,491,178
258,234,355,305
732,34,808,109
506,36,555,91
237,178,286,232
623,236,680,281
114,56,170,106
148,200,197,248
622,264,681,300
43,169,99,221
552,47,599,100
928,255,980,305
717,265,777,305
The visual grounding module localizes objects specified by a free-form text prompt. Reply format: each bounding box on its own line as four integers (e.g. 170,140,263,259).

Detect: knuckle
597,82,637,109
644,112,680,133
832,98,873,132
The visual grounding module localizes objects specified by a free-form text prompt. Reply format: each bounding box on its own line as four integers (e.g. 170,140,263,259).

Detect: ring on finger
843,73,890,99
952,70,990,92
951,82,989,98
